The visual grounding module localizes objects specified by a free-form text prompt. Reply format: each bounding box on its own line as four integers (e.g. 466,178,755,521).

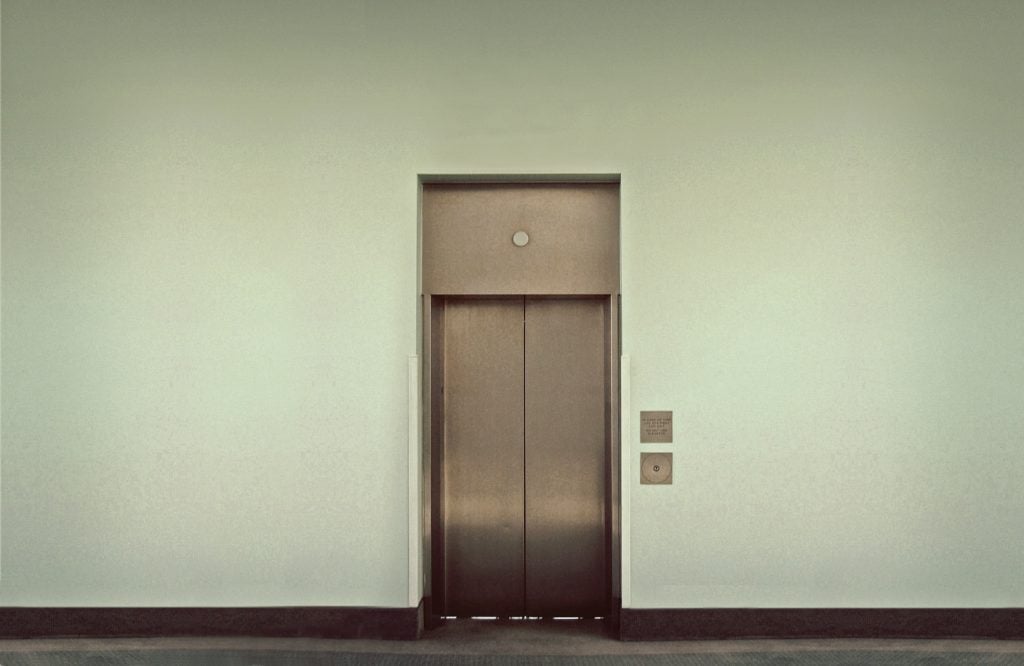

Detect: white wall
2,0,1022,608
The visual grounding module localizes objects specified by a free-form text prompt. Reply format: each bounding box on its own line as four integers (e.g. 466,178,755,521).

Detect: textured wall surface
2,0,1023,607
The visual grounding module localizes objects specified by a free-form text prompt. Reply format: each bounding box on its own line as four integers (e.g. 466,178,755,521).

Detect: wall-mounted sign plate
640,452,672,484
640,410,672,443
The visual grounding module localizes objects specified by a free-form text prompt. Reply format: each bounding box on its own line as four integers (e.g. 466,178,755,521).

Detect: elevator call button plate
641,452,672,485
640,411,672,443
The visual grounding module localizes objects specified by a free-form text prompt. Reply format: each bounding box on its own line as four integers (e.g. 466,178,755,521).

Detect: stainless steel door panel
524,298,607,616
440,298,525,616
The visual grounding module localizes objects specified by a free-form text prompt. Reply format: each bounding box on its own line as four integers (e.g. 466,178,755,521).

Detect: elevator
420,177,620,624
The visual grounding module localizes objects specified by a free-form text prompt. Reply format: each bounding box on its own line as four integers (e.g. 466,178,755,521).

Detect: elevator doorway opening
420,177,620,634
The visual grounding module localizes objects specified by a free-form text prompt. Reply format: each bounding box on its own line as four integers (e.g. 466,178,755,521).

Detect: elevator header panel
422,181,620,295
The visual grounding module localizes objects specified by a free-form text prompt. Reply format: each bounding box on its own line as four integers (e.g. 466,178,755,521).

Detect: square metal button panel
640,452,672,484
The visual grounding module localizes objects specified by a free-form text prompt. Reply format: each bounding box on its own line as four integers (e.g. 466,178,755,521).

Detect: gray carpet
1,650,1022,665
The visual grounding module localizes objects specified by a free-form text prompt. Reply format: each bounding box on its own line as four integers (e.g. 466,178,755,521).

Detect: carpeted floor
6,652,1024,665
2,621,1023,665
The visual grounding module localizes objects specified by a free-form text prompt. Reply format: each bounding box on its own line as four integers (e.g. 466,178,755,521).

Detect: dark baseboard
620,608,1024,640
0,604,422,640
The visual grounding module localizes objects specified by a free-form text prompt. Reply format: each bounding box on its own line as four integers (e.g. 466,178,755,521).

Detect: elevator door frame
419,175,621,632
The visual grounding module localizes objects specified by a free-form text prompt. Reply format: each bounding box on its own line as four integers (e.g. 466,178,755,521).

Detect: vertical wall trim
620,355,632,608
408,355,422,607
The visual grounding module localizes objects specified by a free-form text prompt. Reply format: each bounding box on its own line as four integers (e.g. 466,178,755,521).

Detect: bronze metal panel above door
422,182,619,295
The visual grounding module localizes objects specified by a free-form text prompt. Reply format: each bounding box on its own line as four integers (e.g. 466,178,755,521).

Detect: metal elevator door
436,296,608,617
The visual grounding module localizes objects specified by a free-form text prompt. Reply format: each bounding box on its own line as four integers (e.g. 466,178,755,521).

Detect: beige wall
2,0,1022,607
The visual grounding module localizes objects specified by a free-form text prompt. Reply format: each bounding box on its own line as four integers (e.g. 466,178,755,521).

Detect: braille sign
640,410,672,443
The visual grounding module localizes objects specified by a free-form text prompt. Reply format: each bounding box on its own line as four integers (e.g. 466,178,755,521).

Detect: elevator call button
641,452,672,484
640,410,672,443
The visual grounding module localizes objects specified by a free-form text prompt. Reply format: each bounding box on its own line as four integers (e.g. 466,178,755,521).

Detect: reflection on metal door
440,298,526,616
434,296,608,617
524,297,607,616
